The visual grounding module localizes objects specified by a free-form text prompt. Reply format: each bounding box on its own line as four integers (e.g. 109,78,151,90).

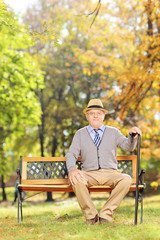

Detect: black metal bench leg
18,189,20,223
140,191,143,224
18,189,23,222
135,134,141,225
21,194,23,222
135,189,139,225
135,189,144,225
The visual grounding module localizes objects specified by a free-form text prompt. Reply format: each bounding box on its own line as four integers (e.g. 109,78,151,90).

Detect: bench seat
18,184,144,192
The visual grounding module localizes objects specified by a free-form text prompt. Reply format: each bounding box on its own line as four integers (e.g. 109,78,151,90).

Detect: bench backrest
20,155,137,185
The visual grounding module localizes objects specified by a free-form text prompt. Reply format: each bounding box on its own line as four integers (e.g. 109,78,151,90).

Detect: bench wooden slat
21,179,70,185
21,177,136,185
18,184,144,192
23,156,136,161
22,157,67,162
22,161,27,180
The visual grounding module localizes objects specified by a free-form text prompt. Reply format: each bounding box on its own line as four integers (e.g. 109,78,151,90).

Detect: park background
0,0,160,239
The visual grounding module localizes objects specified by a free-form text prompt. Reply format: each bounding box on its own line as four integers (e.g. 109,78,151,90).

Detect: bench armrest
16,168,21,184
139,169,146,187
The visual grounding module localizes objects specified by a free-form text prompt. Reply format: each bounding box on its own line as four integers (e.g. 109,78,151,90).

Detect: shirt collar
87,124,105,133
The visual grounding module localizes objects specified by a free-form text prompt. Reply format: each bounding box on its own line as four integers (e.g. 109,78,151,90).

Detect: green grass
0,191,160,240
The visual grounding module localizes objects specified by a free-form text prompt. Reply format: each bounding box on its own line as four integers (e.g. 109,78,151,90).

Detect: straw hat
83,99,107,114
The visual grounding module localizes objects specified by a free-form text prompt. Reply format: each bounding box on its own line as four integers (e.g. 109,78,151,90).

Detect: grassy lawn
0,189,160,240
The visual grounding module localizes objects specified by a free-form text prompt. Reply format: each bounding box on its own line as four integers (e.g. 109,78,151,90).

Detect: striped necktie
94,129,101,147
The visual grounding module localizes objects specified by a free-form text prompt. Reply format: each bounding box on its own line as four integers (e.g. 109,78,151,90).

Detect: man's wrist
68,167,77,173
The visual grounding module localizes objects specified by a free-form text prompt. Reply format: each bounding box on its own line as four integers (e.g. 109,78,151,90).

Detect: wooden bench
17,135,145,224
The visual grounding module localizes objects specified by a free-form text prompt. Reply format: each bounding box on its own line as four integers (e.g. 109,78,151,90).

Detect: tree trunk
52,135,58,157
39,89,45,157
1,175,7,201
38,89,53,201
46,135,58,202
146,0,153,36
0,127,7,202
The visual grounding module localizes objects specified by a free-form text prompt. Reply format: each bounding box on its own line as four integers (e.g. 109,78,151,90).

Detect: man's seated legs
72,171,99,221
99,169,132,222
72,169,132,224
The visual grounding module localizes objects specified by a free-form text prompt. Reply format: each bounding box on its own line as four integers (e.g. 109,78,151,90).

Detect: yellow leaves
100,76,106,80
152,148,160,157
152,79,160,89
65,62,70,67
74,48,111,76
107,88,116,98
118,107,128,121
105,119,121,129
141,148,151,161
143,140,150,147
77,50,94,64
140,138,160,162
150,181,158,191
137,121,152,134
108,72,115,78
83,68,91,76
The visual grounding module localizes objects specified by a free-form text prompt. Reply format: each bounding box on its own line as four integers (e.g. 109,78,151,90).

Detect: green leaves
0,0,44,178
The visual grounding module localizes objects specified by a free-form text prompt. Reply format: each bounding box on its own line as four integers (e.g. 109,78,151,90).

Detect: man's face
86,109,105,129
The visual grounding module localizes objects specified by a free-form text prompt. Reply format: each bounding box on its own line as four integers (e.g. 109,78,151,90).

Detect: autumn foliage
0,0,159,199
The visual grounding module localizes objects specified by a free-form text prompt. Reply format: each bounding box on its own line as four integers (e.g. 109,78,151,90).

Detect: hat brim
83,108,107,114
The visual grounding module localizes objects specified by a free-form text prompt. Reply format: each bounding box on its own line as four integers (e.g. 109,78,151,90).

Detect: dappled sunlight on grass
0,194,160,240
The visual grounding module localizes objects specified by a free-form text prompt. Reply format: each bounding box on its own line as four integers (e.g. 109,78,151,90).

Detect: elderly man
66,99,142,225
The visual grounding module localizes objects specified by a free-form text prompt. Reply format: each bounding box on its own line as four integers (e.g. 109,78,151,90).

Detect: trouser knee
72,180,87,193
121,174,132,188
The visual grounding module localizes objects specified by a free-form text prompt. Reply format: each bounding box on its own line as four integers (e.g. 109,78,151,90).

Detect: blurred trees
101,0,160,184
23,0,159,169
0,0,159,199
23,0,114,158
0,1,44,200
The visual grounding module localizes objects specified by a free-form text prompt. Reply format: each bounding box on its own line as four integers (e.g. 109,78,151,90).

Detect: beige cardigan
66,126,137,172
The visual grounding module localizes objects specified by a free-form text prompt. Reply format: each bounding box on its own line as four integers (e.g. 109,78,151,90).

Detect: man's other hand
129,127,142,139
69,169,86,185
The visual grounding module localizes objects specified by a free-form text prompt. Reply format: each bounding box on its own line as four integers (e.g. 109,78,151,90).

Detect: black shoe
86,214,99,225
99,217,110,224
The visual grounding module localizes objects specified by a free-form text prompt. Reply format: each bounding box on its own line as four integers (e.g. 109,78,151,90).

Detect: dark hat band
87,105,104,109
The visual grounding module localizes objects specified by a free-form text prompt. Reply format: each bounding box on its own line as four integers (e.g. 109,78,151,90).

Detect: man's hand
129,127,142,139
69,169,86,185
